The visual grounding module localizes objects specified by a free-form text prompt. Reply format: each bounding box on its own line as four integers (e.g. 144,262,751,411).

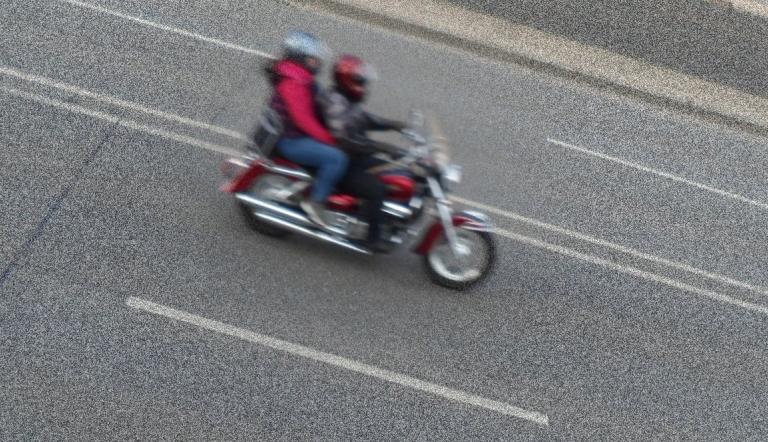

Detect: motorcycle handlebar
401,129,427,146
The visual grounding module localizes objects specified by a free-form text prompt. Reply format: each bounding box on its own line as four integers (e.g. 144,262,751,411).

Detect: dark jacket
317,89,403,157
266,60,336,145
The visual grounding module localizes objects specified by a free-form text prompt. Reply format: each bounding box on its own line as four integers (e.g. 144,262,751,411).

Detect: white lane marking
0,85,239,157
60,0,276,59
125,296,550,426
547,138,768,211
494,228,768,316
453,196,768,298
8,75,767,302
0,66,248,142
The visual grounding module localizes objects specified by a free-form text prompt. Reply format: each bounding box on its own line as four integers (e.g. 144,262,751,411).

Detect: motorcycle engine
325,211,369,240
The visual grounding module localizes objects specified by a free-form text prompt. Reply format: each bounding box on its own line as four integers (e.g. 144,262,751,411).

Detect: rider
318,55,407,250
267,31,348,228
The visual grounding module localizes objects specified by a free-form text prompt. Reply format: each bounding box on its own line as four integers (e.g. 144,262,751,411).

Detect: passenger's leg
277,137,348,201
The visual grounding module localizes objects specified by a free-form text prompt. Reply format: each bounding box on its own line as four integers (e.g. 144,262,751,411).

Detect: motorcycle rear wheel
239,174,292,238
423,228,496,290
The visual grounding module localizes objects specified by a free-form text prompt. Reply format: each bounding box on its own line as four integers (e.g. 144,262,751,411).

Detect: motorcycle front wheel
423,228,496,290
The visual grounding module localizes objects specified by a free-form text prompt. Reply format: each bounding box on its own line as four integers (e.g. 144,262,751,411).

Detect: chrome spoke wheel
239,174,293,237
253,174,292,201
425,228,495,289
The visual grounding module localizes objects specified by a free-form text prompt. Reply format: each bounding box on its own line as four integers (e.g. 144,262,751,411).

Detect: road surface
3,0,768,439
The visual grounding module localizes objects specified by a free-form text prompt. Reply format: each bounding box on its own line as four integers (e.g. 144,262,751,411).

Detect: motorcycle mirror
407,109,425,129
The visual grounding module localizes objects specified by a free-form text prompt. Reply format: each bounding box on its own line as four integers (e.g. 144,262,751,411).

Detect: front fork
411,178,493,255
427,177,465,258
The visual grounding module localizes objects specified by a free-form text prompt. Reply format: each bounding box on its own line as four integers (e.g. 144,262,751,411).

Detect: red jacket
270,60,336,145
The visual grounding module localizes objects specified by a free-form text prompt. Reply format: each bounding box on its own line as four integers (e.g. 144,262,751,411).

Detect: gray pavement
3,0,768,439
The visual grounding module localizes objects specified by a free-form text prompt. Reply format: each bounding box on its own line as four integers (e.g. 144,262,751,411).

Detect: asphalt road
3,0,768,439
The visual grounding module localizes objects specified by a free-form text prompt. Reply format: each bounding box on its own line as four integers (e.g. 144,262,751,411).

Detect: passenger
267,31,348,228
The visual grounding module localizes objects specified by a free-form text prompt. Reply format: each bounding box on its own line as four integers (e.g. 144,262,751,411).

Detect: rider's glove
372,140,404,157
391,121,408,132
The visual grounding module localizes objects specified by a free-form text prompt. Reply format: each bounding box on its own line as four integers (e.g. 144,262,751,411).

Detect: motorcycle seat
270,154,306,171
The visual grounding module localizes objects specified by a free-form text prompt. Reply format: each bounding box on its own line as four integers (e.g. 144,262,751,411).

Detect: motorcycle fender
414,210,492,255
220,160,266,193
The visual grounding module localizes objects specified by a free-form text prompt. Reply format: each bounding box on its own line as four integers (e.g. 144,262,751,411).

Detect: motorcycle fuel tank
379,174,415,201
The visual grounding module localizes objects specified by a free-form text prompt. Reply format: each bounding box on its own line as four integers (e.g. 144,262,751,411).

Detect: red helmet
333,55,377,102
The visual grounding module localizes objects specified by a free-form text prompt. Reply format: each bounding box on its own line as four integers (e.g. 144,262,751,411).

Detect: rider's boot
364,222,395,253
368,240,395,254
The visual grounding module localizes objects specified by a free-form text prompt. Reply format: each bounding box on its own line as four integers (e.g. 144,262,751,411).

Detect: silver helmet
283,31,331,70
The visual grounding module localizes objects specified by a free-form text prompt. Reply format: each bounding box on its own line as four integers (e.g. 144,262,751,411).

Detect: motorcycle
219,110,496,289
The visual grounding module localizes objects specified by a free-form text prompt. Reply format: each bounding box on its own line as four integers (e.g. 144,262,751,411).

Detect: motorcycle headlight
442,163,462,189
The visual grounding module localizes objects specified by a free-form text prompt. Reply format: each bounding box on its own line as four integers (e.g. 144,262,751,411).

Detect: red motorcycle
219,111,496,289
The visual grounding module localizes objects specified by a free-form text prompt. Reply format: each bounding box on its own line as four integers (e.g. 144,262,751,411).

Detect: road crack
0,123,118,289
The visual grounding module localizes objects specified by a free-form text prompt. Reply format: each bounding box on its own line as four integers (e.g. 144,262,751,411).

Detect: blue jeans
277,137,349,202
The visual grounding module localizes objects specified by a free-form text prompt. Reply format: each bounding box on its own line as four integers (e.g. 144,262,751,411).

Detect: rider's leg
340,162,385,245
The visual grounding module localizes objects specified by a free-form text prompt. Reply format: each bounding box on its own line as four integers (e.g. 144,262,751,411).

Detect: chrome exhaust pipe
382,201,412,219
235,193,311,227
236,192,371,255
255,212,372,255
